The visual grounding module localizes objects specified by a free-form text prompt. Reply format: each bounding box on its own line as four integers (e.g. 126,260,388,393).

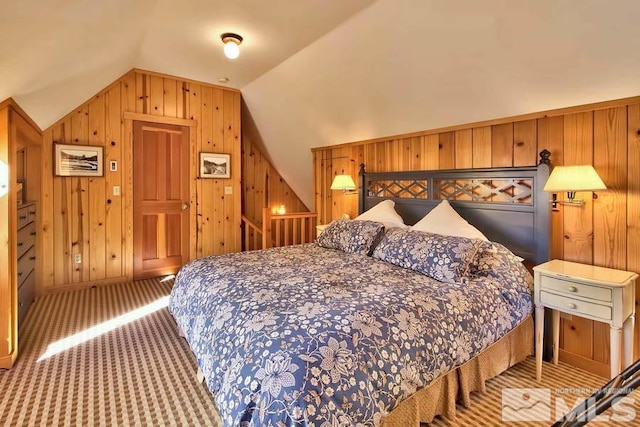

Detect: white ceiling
2,0,640,209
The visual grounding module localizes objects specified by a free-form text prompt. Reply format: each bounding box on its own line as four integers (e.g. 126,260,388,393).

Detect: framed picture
54,144,104,177
200,153,230,179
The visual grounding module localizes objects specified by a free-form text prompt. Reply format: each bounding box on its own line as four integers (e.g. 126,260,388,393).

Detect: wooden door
133,121,190,279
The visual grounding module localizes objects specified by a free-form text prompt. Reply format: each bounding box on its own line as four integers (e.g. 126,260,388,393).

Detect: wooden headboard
358,150,551,265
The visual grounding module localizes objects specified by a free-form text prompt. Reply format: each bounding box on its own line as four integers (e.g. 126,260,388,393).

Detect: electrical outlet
113,186,120,196
73,253,82,264
224,186,233,195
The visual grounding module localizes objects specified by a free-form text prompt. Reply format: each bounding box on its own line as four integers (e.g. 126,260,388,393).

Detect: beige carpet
1,278,637,426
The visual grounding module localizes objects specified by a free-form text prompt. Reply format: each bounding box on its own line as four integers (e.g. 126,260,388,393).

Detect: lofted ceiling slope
2,0,640,209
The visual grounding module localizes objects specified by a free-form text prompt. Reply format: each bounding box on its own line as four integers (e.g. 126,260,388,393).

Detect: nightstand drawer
540,290,612,321
540,275,611,302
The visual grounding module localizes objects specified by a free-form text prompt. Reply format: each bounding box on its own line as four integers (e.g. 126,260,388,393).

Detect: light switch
113,186,120,196
224,186,233,195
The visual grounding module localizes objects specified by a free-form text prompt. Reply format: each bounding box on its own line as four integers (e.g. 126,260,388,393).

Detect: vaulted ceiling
2,0,640,208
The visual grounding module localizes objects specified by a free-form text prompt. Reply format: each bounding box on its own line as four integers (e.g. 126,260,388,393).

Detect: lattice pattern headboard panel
358,151,551,264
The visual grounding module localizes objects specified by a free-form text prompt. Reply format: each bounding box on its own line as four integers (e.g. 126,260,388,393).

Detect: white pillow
355,199,407,229
411,200,488,241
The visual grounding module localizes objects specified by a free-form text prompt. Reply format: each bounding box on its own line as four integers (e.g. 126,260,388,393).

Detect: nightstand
316,224,328,238
533,259,638,381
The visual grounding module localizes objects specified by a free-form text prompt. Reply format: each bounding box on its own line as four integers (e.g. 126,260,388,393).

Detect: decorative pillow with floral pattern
372,228,489,284
316,219,385,255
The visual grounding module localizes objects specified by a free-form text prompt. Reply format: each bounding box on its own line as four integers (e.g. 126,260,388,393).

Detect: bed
169,151,551,426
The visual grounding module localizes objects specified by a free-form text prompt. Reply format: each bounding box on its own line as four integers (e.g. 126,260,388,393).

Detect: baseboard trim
559,350,609,379
42,276,132,295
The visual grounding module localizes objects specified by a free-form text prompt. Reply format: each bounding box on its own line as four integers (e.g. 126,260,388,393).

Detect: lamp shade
330,174,356,191
543,165,606,192
223,41,240,59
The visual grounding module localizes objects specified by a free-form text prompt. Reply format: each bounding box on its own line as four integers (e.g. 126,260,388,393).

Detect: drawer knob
30,256,36,261
568,286,578,292
19,302,23,308
30,232,36,236
19,215,27,220
17,272,22,277
568,303,577,309
17,242,23,247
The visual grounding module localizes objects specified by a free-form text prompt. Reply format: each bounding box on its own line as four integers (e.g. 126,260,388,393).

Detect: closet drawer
17,221,36,259
17,270,36,324
17,246,36,287
17,205,32,229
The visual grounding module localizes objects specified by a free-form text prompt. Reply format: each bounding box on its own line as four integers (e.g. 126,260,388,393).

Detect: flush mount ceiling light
221,32,243,59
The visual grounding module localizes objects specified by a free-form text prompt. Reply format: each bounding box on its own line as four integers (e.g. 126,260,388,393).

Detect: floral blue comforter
168,243,532,426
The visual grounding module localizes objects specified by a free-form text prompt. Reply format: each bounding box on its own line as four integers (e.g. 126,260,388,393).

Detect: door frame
123,112,197,280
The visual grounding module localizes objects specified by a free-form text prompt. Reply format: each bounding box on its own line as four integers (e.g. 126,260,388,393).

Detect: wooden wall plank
163,78,178,118
40,128,54,287
593,107,627,270
212,88,225,254
454,129,472,169
491,123,513,167
513,119,537,166
410,136,422,170
438,132,454,169
149,76,164,116
472,126,491,167
188,83,203,257
70,108,89,283
223,91,237,253
104,85,123,279
423,135,439,170
88,95,106,281
538,116,564,260
199,86,215,257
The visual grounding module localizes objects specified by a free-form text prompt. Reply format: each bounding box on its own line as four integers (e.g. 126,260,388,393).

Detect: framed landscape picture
54,144,104,177
200,153,230,179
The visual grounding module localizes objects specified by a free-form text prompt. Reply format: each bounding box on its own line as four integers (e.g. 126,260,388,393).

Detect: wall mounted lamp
543,165,606,207
330,174,357,195
221,33,243,59
0,160,8,198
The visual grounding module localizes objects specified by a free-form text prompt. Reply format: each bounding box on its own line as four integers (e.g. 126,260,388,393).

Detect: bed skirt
203,316,533,426
381,315,534,426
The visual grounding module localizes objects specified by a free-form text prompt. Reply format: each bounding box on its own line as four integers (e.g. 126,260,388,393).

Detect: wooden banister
241,215,263,252
243,209,318,251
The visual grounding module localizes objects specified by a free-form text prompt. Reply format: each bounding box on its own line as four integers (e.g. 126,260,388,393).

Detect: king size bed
168,152,551,426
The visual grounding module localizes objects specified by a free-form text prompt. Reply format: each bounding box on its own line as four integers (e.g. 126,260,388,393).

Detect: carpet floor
1,277,637,426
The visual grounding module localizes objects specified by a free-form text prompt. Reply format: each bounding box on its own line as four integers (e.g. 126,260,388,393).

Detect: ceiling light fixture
221,33,243,59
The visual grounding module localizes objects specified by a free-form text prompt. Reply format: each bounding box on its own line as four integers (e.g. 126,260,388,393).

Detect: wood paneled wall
242,133,308,228
312,96,640,377
41,69,241,292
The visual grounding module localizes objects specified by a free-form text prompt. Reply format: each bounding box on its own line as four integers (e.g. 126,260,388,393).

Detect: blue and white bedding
169,226,533,426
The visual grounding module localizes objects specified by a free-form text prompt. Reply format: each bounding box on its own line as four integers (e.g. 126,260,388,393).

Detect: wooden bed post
262,207,272,249
358,163,366,215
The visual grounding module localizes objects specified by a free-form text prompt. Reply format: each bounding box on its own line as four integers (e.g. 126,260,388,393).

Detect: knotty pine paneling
41,69,241,292
241,134,309,229
312,96,640,377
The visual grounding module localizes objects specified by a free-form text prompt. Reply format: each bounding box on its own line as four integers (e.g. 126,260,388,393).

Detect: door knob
182,203,189,211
